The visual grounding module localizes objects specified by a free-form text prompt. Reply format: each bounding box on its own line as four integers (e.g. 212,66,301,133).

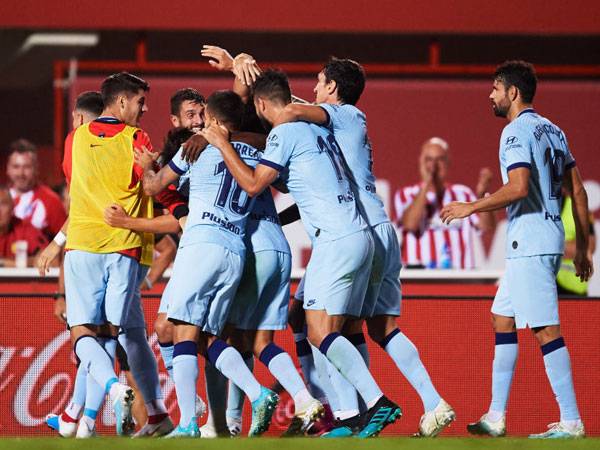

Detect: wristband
144,276,153,289
53,231,67,247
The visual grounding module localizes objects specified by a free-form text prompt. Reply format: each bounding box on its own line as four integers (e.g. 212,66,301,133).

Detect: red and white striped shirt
394,183,480,269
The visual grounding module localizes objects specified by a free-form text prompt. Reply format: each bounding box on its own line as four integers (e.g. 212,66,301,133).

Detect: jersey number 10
214,161,252,214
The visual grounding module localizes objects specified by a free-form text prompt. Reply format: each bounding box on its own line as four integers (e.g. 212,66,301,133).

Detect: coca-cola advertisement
1,292,598,436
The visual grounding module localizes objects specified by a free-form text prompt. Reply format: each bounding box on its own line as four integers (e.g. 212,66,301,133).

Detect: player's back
171,141,261,255
319,103,388,227
246,188,290,254
262,121,366,243
499,109,575,258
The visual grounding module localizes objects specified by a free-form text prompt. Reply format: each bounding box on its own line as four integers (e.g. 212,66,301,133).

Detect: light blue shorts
303,229,374,317
229,250,291,330
294,275,305,301
122,265,149,330
360,222,402,318
158,278,172,315
65,250,139,327
166,242,244,336
492,255,561,329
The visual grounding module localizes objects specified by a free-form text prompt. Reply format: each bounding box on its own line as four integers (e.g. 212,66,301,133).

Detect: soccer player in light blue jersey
275,57,454,437
200,69,401,438
441,61,593,439
138,90,280,438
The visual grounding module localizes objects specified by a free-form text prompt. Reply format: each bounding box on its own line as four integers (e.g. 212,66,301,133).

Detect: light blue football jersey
169,141,261,255
319,103,389,227
245,188,290,254
499,108,575,258
259,122,367,243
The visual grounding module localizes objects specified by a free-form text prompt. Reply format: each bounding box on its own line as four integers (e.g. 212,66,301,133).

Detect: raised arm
274,103,329,127
200,125,279,196
135,146,181,196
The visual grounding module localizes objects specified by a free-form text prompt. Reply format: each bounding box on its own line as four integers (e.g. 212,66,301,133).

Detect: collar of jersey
95,116,123,124
517,108,536,117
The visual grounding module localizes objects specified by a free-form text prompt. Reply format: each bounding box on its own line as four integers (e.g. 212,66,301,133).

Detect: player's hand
104,204,130,228
440,201,475,225
199,124,230,149
201,45,234,72
134,145,158,172
181,134,209,163
53,296,67,324
178,215,188,230
233,53,261,86
574,249,594,282
476,167,493,197
37,241,62,276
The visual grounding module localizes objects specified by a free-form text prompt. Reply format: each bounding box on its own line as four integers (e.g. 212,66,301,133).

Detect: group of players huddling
38,46,593,439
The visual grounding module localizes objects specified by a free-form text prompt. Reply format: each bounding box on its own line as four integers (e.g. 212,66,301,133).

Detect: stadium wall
1,288,598,437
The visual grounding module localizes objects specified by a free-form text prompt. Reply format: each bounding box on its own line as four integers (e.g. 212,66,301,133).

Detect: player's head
72,91,103,130
205,90,244,132
6,139,38,193
253,69,292,128
170,88,206,131
316,57,365,105
0,185,13,229
420,137,449,183
161,127,196,165
490,60,537,118
100,72,149,127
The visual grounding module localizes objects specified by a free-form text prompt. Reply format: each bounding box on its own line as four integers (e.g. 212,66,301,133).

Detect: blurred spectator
556,194,596,295
6,139,67,239
394,137,496,269
0,185,47,266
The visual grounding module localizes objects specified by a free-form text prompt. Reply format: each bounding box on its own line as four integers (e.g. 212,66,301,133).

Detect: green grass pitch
0,438,598,450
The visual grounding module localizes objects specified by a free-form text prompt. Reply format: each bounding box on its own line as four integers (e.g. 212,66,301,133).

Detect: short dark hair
160,127,195,165
252,69,292,105
206,90,244,131
494,60,537,104
322,57,365,105
75,91,104,116
8,138,37,157
100,72,149,107
170,88,205,116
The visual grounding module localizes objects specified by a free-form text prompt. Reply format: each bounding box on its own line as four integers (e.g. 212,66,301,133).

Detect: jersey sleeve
500,126,532,172
167,146,190,176
562,131,576,170
259,126,294,172
131,130,155,183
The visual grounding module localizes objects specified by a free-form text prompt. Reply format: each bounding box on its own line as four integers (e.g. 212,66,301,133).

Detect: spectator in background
6,138,67,240
395,137,496,269
0,185,47,266
556,193,596,295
